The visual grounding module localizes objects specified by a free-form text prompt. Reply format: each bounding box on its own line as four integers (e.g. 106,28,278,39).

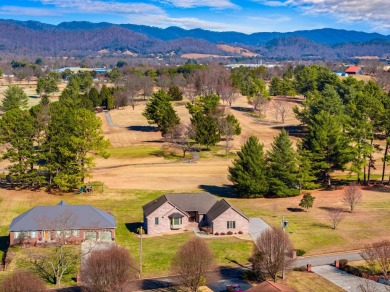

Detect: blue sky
1,0,390,34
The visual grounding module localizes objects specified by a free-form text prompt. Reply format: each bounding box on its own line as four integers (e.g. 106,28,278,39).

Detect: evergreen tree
302,110,351,187
0,109,41,185
192,112,220,149
269,77,283,96
143,90,180,135
100,85,114,109
296,145,318,190
168,85,183,101
88,87,101,107
267,129,300,197
299,193,315,211
1,85,29,111
228,136,268,198
43,103,109,191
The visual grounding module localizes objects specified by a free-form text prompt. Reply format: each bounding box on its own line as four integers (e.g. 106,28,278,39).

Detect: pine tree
299,193,315,211
0,109,40,185
303,110,351,187
88,87,101,107
267,129,300,197
192,112,220,149
143,90,180,135
296,145,318,190
228,136,268,198
1,85,29,111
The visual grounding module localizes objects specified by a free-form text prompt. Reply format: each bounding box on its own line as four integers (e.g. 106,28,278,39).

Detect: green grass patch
197,145,237,160
108,146,183,161
247,112,266,119
107,146,162,158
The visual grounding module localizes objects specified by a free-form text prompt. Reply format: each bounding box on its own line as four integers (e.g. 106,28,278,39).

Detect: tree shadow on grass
287,207,305,212
125,222,143,234
127,125,157,132
311,222,331,229
137,278,177,290
199,184,235,198
272,125,307,138
319,206,347,212
0,235,9,253
231,106,252,113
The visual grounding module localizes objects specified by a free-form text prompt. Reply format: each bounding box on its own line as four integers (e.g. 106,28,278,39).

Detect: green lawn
0,188,253,284
107,146,163,158
0,185,389,286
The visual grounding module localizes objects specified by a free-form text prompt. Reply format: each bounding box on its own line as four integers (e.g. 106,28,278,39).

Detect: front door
188,211,197,222
44,231,49,241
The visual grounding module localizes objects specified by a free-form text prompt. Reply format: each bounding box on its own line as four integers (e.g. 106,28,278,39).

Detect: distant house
142,193,249,235
345,66,362,75
246,281,296,292
9,201,116,246
335,72,348,77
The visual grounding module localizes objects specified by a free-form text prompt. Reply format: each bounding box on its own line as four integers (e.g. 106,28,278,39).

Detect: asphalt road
293,251,363,268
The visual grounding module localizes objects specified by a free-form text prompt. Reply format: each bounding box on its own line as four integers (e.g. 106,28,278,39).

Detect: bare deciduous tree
273,100,290,123
219,85,238,106
249,94,270,115
342,183,363,213
171,237,215,292
81,245,138,292
0,270,46,292
165,123,194,158
113,90,128,109
357,279,382,292
328,208,346,230
172,73,187,89
360,240,390,277
139,75,154,100
185,83,197,104
157,74,171,90
251,227,294,282
29,211,87,286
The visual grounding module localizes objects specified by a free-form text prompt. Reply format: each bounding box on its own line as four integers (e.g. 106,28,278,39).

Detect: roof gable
206,199,249,222
9,202,116,232
143,193,218,216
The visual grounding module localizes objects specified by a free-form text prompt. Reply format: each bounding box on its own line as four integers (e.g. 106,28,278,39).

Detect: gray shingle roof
142,195,169,217
9,202,116,232
206,199,249,222
142,193,218,217
165,193,218,214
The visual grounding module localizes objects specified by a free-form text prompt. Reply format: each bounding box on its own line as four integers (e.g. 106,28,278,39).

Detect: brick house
9,201,116,246
142,193,249,235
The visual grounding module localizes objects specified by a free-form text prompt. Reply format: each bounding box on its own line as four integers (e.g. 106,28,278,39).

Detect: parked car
226,284,243,292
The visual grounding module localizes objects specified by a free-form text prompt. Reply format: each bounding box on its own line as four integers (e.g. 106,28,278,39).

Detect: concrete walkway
312,265,389,292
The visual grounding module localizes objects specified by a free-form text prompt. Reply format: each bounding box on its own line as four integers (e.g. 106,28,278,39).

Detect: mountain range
1,19,390,60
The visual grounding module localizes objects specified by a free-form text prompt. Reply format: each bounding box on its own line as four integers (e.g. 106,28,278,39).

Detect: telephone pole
281,215,288,280
139,226,143,279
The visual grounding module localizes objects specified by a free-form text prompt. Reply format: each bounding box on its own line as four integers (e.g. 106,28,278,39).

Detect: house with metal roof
345,65,362,74
9,201,116,246
142,193,249,235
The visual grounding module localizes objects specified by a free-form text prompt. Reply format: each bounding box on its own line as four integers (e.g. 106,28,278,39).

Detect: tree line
229,64,390,199
0,75,109,191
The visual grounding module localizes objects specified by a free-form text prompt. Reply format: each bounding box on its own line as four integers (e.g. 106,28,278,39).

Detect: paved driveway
293,252,363,267
208,277,252,292
248,218,271,241
312,265,389,292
